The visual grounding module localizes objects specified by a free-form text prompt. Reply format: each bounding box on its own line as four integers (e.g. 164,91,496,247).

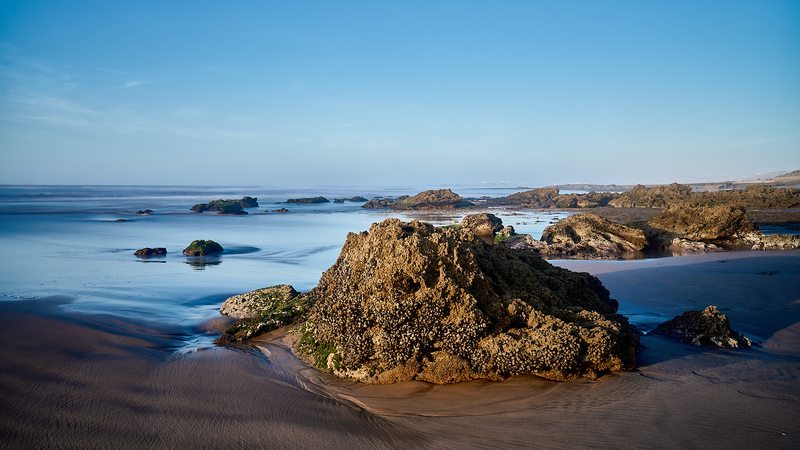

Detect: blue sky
1,1,798,187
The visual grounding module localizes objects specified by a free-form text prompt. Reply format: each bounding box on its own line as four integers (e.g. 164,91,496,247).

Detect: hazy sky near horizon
1,1,798,187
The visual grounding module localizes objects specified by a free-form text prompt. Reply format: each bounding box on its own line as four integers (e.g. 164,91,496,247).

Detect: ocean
2,185,798,449
0,185,571,351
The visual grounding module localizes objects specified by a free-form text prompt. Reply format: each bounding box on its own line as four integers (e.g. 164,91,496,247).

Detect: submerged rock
215,285,313,344
652,306,751,348
191,197,258,214
134,247,167,257
334,196,368,203
286,197,329,204
183,240,223,256
298,218,639,384
136,209,153,215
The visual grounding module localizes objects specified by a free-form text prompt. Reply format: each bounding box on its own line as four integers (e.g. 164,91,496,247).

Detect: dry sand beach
2,250,798,449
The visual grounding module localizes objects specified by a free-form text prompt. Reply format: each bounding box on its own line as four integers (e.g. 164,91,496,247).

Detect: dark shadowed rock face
459,213,504,236
183,240,223,256
134,247,167,257
653,306,751,348
300,218,639,384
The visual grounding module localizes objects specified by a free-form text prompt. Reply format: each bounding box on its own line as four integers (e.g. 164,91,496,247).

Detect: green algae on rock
191,197,258,215
215,285,315,345
182,240,223,256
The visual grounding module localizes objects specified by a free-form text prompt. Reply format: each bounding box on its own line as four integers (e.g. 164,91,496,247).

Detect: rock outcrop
459,213,504,236
134,247,167,257
749,234,800,250
286,197,329,204
183,240,224,256
608,183,693,209
606,183,800,210
641,205,760,248
652,306,751,348
298,218,639,384
215,285,314,344
136,209,153,215
191,197,258,214
634,205,800,252
489,188,619,209
334,196,368,203
362,189,474,210
271,208,289,213
495,225,516,243
490,182,800,210
503,213,648,258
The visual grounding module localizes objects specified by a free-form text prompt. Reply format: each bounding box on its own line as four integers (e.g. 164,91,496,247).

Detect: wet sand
2,251,799,449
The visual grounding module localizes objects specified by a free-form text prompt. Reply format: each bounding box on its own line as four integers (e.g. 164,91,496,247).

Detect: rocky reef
334,196,368,203
183,240,223,256
135,209,153,215
286,197,329,204
490,188,618,209
652,306,751,348
636,205,800,251
487,182,800,211
639,205,759,248
215,285,314,344
504,213,648,258
499,206,799,258
134,247,167,257
362,189,474,210
191,197,258,215
608,184,800,210
297,218,639,383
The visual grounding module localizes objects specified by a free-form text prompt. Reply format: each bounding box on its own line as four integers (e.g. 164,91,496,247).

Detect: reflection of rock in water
184,258,221,270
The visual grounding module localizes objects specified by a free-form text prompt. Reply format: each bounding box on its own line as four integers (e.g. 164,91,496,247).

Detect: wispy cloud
121,80,152,88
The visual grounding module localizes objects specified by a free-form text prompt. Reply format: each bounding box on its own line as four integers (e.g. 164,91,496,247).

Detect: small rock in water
652,305,751,348
134,247,167,257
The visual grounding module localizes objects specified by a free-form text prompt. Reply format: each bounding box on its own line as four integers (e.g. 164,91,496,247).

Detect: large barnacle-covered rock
299,218,639,384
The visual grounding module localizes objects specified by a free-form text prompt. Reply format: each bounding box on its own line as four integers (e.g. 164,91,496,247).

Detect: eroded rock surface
652,306,751,348
750,234,800,250
642,205,760,248
459,213,504,236
215,285,313,344
503,213,647,258
299,218,639,384
362,189,473,210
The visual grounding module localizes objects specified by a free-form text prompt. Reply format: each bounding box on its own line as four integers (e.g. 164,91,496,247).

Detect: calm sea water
0,185,573,350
